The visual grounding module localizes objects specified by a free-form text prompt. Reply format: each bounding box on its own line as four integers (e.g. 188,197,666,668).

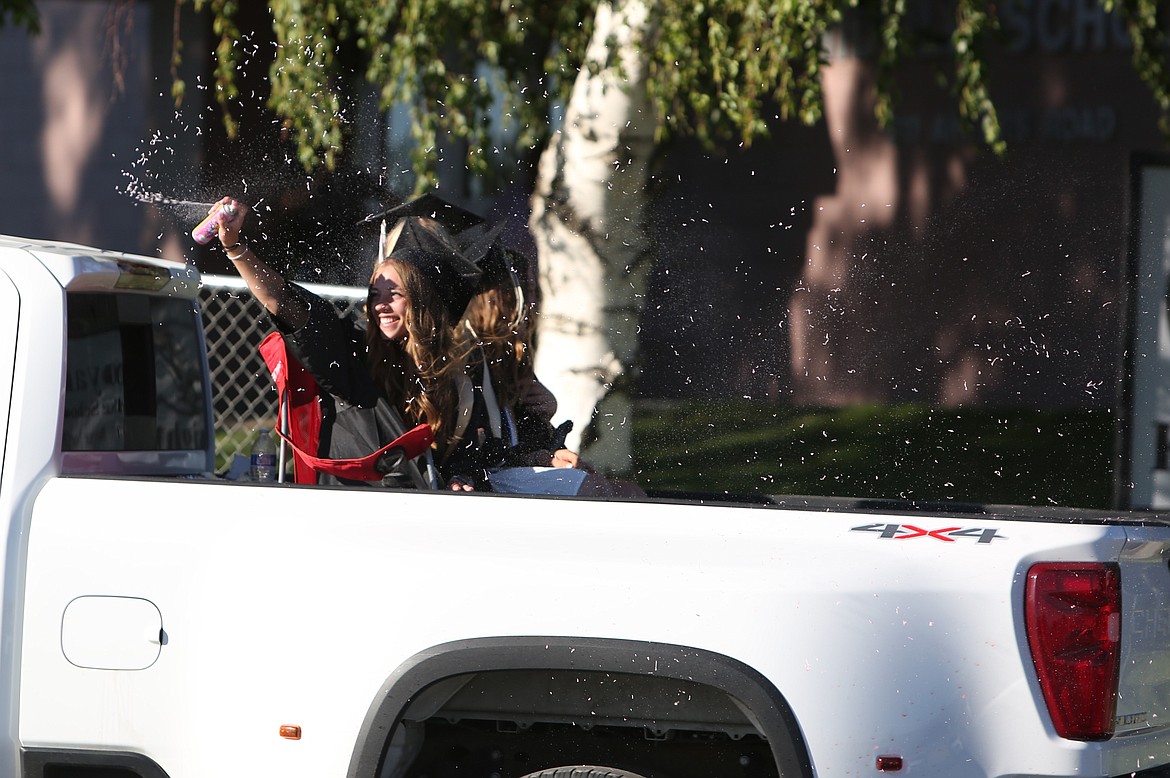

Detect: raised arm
213,197,308,330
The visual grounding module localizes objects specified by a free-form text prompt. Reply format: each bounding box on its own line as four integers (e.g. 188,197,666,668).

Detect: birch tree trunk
529,0,656,475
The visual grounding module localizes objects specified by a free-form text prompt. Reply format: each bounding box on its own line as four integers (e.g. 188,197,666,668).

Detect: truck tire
518,768,648,778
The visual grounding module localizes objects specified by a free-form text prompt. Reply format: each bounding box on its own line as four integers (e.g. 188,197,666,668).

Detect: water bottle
250,429,277,482
191,202,236,245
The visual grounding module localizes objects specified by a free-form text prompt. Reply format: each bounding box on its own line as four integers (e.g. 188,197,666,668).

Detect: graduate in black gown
210,196,487,488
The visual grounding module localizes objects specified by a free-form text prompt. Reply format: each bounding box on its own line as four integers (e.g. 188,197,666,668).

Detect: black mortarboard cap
360,193,485,232
380,220,485,322
478,245,532,289
374,195,509,318
387,214,504,269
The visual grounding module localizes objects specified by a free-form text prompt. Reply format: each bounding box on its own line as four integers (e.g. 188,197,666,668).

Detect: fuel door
61,595,164,670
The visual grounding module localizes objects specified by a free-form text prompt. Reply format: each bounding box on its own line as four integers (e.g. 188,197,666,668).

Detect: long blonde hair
464,271,534,410
366,257,473,458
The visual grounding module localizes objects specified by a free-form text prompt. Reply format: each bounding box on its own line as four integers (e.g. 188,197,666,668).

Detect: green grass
215,403,1117,507
631,402,1115,508
214,421,279,474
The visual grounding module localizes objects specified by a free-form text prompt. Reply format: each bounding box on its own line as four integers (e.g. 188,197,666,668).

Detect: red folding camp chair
258,332,433,484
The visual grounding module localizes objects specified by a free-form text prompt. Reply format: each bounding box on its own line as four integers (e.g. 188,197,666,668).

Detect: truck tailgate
1117,526,1170,736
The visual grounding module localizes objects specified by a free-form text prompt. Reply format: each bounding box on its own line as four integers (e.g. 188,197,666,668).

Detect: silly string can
191,203,236,245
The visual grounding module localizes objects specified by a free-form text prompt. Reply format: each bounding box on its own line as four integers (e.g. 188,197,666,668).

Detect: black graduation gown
443,352,569,489
273,284,432,489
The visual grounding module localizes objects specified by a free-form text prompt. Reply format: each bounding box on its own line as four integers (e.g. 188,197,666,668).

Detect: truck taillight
1025,562,1121,741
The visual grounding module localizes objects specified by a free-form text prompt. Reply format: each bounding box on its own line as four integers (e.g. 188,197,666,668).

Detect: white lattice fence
198,275,365,472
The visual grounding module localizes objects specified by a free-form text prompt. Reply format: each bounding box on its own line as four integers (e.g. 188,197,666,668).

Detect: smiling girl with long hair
211,196,483,488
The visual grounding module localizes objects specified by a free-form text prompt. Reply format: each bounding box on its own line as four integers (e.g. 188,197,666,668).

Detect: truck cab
0,236,211,778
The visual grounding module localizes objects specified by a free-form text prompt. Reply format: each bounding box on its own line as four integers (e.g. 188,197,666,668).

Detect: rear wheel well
348,638,811,778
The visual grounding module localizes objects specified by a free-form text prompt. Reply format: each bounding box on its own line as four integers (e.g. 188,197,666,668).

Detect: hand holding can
191,201,237,245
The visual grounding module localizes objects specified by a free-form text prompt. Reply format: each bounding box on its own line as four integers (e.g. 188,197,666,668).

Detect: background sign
1117,155,1170,509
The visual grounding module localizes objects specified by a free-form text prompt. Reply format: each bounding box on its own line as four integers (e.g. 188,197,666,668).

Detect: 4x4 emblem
851,523,1004,543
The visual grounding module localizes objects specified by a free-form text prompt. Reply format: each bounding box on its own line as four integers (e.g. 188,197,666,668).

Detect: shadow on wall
0,0,154,253
639,119,835,403
790,150,1126,409
640,48,1147,410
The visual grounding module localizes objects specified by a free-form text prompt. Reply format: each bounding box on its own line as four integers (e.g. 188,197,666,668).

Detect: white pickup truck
4,234,1170,778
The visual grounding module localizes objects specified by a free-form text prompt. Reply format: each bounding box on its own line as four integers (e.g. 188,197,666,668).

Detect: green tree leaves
0,0,38,32
166,0,1169,175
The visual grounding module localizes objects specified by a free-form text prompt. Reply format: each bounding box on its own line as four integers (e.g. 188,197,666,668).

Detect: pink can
191,203,236,245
